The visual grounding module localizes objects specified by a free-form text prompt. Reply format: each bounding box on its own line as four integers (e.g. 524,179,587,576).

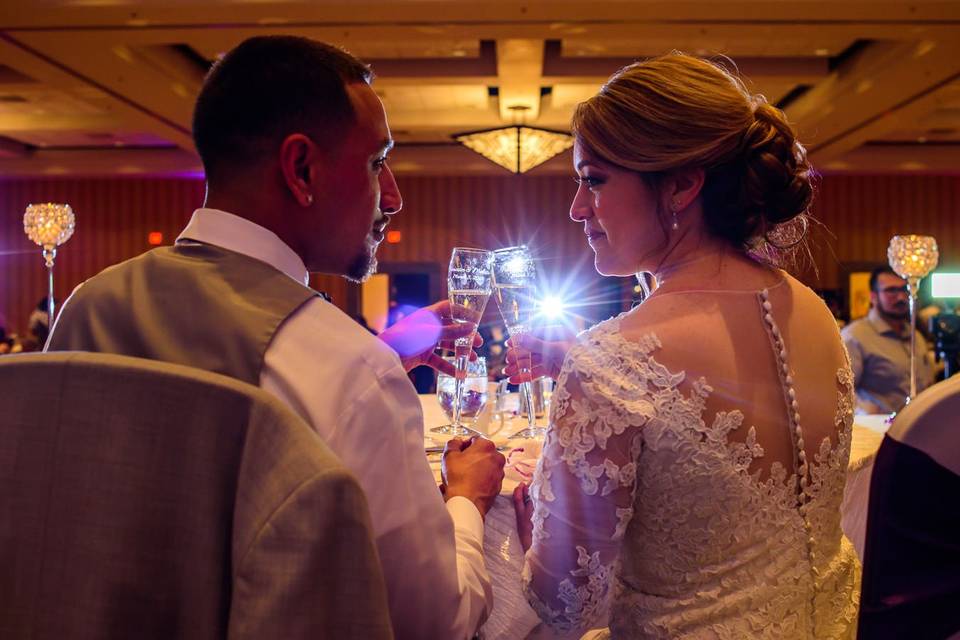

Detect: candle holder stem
47,263,56,325
42,246,57,324
906,276,920,404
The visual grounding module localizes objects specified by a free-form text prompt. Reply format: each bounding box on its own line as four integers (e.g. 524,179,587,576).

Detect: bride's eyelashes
574,175,605,189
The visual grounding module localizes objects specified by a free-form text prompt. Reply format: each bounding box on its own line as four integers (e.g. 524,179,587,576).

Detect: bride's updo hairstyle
571,52,814,257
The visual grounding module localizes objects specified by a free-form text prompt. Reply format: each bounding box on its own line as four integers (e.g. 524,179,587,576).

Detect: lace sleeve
522,331,665,632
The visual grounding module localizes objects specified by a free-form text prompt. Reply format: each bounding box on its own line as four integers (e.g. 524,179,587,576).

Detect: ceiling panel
0,0,956,176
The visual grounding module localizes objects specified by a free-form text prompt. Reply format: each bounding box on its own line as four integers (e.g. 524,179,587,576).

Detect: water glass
433,356,488,437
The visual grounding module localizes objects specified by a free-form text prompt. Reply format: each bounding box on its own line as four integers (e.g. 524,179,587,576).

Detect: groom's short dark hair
192,35,372,183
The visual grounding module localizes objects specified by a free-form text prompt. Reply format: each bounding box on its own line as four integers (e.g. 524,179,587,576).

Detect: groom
47,36,504,639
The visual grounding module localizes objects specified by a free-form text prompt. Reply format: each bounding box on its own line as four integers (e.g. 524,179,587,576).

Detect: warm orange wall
1,173,958,335
805,174,960,289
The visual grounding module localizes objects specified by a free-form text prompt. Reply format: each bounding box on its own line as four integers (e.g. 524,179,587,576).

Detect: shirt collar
867,307,907,339
176,208,310,287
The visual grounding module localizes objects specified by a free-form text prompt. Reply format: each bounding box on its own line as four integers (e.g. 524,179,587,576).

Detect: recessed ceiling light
815,48,830,57
914,40,937,58
112,46,134,63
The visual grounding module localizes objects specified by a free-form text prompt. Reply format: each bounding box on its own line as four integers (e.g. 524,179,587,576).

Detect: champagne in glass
492,246,546,439
449,289,490,360
438,247,493,436
495,283,535,335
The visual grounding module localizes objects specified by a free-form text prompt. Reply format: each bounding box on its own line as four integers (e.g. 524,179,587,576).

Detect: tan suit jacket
0,351,392,639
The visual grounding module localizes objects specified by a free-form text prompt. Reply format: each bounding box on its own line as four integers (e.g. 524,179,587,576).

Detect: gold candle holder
887,234,939,403
23,203,75,324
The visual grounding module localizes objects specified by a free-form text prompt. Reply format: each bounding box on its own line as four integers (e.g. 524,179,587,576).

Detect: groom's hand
378,300,482,375
441,436,505,518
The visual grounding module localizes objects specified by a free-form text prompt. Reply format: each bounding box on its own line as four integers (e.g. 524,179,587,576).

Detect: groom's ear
279,133,320,208
664,167,705,212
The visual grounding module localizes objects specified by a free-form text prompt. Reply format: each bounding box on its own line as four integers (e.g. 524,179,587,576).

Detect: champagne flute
441,247,493,436
492,245,546,439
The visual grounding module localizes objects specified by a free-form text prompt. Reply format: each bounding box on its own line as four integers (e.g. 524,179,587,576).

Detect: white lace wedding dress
522,274,861,638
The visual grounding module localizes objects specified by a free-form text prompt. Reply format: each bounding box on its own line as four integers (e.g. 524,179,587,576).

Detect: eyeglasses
878,285,909,295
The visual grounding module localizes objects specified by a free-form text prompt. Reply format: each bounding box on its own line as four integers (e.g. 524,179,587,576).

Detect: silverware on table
425,444,511,455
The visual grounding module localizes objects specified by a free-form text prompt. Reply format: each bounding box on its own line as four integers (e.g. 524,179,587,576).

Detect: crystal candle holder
23,202,75,324
888,235,939,281
887,234,938,404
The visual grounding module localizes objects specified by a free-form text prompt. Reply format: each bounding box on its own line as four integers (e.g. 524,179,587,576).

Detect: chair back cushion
0,352,391,640
858,375,960,639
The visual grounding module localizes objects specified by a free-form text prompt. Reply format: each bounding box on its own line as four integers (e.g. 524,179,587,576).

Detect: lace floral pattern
521,308,861,638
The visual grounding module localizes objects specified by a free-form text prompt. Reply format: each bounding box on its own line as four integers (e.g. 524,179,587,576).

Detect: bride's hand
503,325,575,383
512,482,533,552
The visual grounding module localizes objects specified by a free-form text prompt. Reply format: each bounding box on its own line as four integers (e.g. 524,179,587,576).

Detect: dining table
420,394,890,640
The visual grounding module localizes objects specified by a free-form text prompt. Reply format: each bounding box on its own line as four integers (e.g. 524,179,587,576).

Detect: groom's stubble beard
344,238,379,283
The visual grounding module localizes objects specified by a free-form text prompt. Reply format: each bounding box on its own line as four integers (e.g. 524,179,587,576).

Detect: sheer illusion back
522,273,860,639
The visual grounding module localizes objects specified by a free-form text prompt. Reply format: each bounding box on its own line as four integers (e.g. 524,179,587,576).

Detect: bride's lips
585,230,606,244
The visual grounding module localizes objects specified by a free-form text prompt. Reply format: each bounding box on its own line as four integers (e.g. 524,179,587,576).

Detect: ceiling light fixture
453,105,573,174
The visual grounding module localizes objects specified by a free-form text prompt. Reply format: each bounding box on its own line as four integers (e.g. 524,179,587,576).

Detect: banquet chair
858,375,960,639
0,351,392,640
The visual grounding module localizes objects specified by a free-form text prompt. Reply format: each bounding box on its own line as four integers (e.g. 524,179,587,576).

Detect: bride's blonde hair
572,52,814,257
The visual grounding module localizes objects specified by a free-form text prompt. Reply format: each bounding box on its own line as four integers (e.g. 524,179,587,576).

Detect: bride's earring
670,202,680,230
305,193,314,206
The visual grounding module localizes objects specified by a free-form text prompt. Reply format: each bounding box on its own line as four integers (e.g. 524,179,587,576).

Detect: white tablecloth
420,395,889,640
841,414,891,557
422,395,550,638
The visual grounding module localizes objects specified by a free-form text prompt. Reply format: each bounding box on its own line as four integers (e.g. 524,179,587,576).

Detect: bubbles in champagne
494,283,535,335
449,288,489,348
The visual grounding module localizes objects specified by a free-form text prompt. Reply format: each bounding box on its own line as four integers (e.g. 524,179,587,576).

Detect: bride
507,53,860,638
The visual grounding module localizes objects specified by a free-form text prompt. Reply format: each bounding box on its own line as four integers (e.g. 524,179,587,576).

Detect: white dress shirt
177,208,492,639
